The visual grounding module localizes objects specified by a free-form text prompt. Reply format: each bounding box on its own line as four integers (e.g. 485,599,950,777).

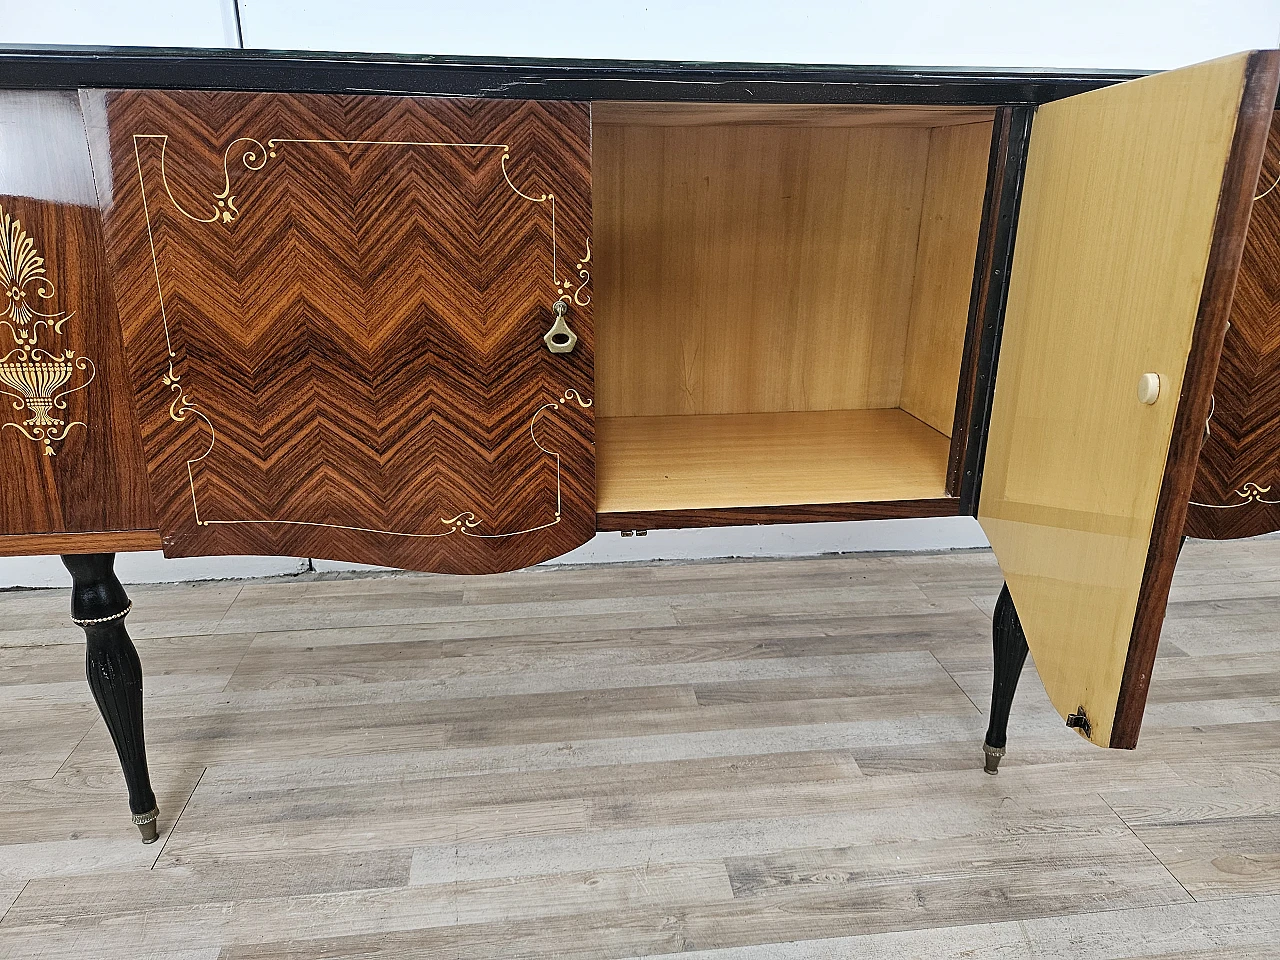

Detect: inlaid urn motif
0,347,94,453
0,206,95,454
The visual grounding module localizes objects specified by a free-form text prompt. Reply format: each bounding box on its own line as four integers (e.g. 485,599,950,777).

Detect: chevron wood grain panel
92,91,593,574
0,91,156,545
1187,111,1280,541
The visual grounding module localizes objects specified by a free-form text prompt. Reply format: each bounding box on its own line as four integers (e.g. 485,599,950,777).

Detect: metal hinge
1065,707,1092,739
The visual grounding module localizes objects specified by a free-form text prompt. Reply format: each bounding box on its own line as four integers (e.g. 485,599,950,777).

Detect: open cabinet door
978,51,1280,749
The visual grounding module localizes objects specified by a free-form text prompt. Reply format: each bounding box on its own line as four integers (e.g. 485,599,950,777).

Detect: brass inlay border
558,239,591,307
0,205,96,455
1189,397,1280,510
456,402,565,539
133,133,591,540
1190,481,1280,509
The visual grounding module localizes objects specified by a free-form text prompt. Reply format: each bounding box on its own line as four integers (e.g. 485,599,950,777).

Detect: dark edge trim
0,46,1141,104
595,498,960,532
948,108,1010,496
1111,50,1280,749
958,106,1034,514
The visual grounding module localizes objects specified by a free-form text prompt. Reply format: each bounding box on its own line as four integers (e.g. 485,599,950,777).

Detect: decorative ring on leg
132,806,160,844
71,601,132,626
983,743,1005,775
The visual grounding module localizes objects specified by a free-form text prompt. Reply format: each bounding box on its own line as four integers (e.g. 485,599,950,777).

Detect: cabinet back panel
593,121,932,417
899,121,994,437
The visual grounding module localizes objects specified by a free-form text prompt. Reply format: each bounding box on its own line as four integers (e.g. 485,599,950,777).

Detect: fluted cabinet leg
983,582,1029,775
61,554,159,843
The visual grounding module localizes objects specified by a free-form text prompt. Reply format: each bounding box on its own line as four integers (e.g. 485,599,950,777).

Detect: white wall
237,0,1280,70
3,1,1278,585
5,0,239,47
11,0,1276,68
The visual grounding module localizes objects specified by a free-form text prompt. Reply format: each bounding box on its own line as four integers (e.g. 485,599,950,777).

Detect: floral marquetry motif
0,205,96,455
2,208,67,340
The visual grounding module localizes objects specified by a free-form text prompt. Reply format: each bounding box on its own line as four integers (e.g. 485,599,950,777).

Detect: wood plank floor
2,538,1280,958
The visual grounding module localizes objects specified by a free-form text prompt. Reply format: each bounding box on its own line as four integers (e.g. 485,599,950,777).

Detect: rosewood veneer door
1186,110,1280,540
977,51,1280,749
91,91,594,574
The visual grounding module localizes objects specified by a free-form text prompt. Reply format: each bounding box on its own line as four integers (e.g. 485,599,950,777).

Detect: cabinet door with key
90,91,595,574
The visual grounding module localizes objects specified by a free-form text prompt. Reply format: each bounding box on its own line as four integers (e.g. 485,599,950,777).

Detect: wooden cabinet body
1187,110,1280,540
2,48,1277,749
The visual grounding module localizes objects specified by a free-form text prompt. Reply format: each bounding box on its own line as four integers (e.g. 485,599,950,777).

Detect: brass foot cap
132,807,160,844
983,743,1005,775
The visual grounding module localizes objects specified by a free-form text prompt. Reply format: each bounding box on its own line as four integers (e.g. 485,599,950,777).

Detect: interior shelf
596,408,952,513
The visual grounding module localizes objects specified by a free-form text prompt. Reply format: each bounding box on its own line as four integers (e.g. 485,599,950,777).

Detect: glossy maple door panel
1187,110,1280,540
89,91,593,574
978,52,1280,748
0,91,158,555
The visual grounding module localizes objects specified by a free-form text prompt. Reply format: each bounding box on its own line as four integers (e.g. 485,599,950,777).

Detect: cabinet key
544,300,578,354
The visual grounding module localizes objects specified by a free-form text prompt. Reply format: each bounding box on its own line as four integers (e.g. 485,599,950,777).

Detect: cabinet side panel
899,120,993,437
0,91,156,545
977,52,1267,748
1185,110,1280,540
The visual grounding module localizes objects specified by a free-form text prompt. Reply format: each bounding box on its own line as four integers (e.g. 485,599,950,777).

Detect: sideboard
1,46,1277,841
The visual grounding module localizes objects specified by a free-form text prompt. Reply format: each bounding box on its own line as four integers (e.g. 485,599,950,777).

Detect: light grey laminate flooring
2,539,1280,959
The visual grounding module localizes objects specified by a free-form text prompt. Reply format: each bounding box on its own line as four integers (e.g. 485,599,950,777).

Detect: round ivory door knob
1137,373,1161,405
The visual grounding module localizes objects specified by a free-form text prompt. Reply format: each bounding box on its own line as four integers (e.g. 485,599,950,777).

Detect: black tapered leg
983,582,1029,775
61,554,159,843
